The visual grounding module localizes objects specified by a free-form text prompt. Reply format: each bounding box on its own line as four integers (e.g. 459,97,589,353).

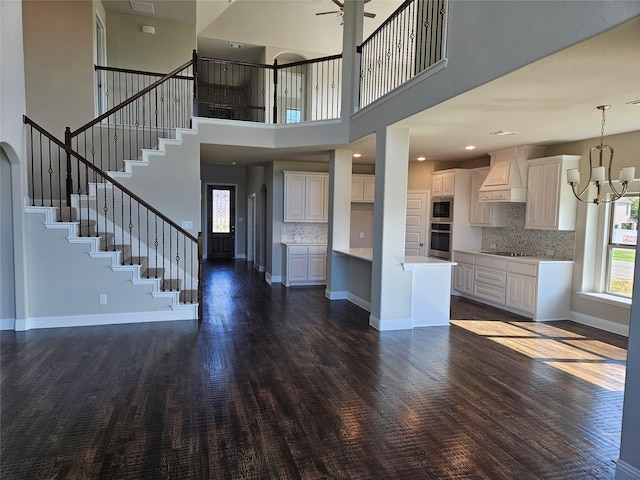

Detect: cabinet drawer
474,282,506,304
308,246,327,255
475,266,507,287
454,251,475,265
508,261,537,276
476,255,507,270
287,246,308,255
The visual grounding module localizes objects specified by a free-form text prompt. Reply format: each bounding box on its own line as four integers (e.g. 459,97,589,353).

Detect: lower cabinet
284,245,327,286
453,250,573,321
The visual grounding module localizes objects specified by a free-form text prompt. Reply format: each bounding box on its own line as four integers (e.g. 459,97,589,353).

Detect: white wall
22,0,95,134
106,12,195,72
0,151,16,327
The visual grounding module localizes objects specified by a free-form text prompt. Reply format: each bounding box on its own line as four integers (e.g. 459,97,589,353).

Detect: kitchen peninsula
333,248,457,328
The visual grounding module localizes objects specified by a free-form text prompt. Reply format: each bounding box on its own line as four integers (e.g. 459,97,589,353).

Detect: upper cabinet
432,171,455,197
469,168,507,227
284,171,329,223
351,174,375,202
525,155,581,230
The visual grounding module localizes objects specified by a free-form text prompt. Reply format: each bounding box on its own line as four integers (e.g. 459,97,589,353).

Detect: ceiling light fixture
567,105,636,205
352,153,362,158
464,145,476,150
417,156,426,161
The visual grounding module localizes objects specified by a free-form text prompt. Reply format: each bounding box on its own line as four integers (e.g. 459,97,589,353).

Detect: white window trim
577,291,631,309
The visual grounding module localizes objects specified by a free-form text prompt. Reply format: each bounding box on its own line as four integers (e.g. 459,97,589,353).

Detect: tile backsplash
481,204,575,259
281,223,328,244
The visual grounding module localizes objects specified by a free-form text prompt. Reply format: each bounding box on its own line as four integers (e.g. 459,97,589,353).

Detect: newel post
192,49,199,121
64,127,73,207
272,59,278,124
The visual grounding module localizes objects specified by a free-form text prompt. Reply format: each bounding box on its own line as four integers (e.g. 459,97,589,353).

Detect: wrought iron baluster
128,195,133,265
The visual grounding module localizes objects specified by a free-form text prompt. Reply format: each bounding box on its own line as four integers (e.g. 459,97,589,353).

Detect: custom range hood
478,145,546,202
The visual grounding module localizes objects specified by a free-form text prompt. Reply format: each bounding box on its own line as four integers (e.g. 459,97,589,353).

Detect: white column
326,149,352,299
369,126,412,330
341,0,364,120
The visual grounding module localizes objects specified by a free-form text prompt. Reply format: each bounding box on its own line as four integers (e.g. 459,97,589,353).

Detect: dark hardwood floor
1,260,628,479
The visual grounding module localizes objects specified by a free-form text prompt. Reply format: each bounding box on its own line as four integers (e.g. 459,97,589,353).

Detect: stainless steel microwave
431,197,453,223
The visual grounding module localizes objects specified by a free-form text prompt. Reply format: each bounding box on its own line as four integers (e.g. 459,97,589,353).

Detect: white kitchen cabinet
351,174,375,202
525,155,581,230
432,172,455,197
284,171,328,223
453,250,573,321
453,251,475,295
469,168,507,227
284,244,327,286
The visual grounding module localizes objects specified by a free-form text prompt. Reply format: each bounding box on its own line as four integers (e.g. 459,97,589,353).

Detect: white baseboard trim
235,254,246,259
1,318,15,331
325,289,347,300
253,263,265,272
615,460,640,480
265,273,281,285
369,314,413,331
19,310,196,330
347,293,371,312
570,311,629,337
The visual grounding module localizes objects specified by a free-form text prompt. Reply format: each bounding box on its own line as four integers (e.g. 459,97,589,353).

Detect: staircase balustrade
358,0,448,109
25,116,202,312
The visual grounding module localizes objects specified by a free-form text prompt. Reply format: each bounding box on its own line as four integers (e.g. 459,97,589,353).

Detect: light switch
181,221,193,229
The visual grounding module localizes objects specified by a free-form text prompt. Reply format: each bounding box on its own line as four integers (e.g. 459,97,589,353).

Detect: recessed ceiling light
130,0,155,14
417,156,426,161
352,153,362,158
464,145,476,150
489,130,519,136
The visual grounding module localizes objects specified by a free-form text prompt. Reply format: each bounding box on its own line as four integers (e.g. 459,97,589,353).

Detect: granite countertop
281,241,328,246
455,249,574,264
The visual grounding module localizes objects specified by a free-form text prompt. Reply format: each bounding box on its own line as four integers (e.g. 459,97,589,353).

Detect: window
606,194,638,298
285,108,301,124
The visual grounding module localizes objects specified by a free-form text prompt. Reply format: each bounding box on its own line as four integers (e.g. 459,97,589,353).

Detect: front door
207,185,235,259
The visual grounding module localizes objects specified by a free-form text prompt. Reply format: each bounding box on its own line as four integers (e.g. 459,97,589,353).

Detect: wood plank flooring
1,259,628,479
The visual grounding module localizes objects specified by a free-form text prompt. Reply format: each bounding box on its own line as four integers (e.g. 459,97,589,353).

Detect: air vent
489,130,519,136
130,0,155,14
228,42,243,49
625,99,640,105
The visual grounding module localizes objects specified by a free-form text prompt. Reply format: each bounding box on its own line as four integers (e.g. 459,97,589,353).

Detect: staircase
22,57,202,328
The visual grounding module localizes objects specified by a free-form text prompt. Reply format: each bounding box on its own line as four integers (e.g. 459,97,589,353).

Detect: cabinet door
442,173,455,196
506,273,536,314
351,176,365,202
462,263,474,294
454,263,465,292
363,176,376,202
469,171,492,225
526,162,560,229
432,175,443,197
288,254,308,282
305,176,326,221
308,255,327,281
284,174,306,221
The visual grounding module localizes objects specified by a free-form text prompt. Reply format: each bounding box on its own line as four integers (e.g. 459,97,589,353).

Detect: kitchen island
333,249,457,328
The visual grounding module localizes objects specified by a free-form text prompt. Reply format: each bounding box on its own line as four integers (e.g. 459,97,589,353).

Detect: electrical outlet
546,249,555,257
99,294,107,305
359,232,365,238
490,243,497,250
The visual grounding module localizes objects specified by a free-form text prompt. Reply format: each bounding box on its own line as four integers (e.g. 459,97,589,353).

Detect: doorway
95,13,107,115
207,185,236,259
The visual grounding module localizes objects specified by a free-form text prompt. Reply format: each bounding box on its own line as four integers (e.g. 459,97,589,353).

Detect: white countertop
403,256,456,271
281,241,328,246
455,249,574,264
333,248,373,261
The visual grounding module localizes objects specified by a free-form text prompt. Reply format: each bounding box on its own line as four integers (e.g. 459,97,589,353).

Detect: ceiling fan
316,0,376,19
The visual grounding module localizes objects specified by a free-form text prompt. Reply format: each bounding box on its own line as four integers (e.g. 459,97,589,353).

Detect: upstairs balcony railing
195,54,343,124
358,0,448,109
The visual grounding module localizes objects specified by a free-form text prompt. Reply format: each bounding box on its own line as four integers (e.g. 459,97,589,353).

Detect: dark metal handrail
24,115,202,312
358,0,448,109
95,64,193,81
74,59,194,137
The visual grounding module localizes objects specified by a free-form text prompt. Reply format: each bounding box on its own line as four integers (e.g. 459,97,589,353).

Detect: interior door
208,185,235,259
406,192,429,256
